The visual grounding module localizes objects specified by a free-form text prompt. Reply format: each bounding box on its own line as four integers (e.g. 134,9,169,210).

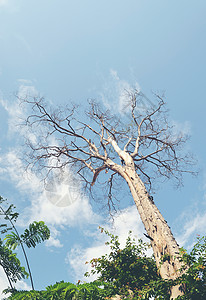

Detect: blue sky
0,0,206,294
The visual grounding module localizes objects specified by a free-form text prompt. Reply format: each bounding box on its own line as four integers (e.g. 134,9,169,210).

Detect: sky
0,0,206,295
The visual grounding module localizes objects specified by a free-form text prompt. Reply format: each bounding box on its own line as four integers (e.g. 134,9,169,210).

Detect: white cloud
0,268,9,297
0,86,101,248
0,267,31,297
0,81,37,111
0,149,100,246
174,185,206,249
17,82,38,100
100,69,140,113
171,120,192,144
15,280,31,291
176,211,206,249
45,227,63,248
0,83,38,139
0,150,40,195
25,191,99,228
66,206,145,282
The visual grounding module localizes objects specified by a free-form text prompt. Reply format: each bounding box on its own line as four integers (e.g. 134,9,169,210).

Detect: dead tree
21,91,196,299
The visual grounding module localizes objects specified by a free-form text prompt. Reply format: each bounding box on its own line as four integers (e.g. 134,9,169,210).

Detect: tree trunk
107,156,184,299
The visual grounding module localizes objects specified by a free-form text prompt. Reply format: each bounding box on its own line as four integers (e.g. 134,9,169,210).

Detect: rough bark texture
123,168,183,299
105,149,184,299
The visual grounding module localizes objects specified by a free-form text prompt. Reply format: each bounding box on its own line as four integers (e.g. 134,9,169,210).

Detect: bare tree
21,91,196,299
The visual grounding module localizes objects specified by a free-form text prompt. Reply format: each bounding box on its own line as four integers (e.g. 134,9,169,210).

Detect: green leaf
0,238,29,284
20,221,50,248
4,232,20,250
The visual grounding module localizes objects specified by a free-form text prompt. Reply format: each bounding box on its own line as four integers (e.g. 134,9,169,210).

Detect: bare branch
20,92,196,212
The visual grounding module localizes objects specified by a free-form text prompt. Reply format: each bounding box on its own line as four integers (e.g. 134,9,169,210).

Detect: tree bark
106,154,183,299
123,168,183,299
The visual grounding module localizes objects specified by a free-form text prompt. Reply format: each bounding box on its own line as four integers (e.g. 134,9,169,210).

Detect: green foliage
4,280,115,299
4,232,19,250
0,197,19,235
85,227,170,299
3,227,206,299
0,238,29,283
22,221,50,248
0,196,50,291
85,228,206,299
5,221,50,249
174,236,206,299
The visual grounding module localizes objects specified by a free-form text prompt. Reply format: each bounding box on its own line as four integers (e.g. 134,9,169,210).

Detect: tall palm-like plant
0,196,50,290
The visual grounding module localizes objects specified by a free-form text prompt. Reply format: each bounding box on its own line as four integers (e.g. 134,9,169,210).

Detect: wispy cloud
175,186,206,249
99,69,140,113
170,120,192,146
0,82,38,138
176,209,206,249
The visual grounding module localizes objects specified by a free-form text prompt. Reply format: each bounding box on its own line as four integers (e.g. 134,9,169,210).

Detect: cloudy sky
0,0,206,294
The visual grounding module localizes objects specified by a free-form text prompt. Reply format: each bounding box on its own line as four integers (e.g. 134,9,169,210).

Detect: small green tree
85,229,206,299
85,227,170,299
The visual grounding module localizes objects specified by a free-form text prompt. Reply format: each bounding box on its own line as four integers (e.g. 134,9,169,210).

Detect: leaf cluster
0,238,29,283
0,196,50,290
5,221,50,250
0,201,19,235
85,227,170,299
174,236,206,299
4,280,115,300
85,229,206,299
